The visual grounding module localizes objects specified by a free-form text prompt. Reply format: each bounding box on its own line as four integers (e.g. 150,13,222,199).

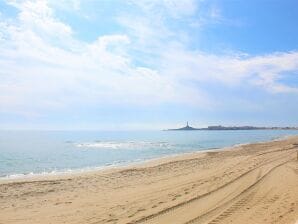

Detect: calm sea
1,130,298,179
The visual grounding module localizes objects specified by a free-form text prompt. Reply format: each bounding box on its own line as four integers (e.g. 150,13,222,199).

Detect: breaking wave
75,141,174,150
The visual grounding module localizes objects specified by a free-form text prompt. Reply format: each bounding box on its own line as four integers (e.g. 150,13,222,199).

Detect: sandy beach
0,136,297,224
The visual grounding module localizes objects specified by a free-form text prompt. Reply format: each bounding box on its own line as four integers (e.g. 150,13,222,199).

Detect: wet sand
1,136,298,224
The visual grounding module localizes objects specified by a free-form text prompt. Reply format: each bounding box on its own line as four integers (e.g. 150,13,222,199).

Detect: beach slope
1,136,298,224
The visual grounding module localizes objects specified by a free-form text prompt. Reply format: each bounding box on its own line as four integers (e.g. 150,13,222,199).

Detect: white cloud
162,0,198,18
160,46,298,93
0,0,298,120
0,1,208,116
49,0,81,12
8,0,72,37
130,0,197,18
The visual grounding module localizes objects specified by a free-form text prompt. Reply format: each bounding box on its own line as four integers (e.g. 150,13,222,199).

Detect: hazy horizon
1,0,298,130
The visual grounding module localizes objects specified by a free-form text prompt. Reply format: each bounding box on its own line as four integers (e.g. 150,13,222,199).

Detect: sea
1,130,298,179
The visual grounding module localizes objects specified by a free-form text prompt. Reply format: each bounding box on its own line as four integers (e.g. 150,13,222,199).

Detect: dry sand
1,136,298,224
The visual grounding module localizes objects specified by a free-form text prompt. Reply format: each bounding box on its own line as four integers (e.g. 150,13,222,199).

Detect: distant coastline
166,122,298,131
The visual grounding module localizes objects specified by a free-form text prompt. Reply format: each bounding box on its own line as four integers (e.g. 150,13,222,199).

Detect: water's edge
1,134,295,183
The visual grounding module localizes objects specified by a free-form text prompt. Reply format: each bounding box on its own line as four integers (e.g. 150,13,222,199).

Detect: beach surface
1,136,298,224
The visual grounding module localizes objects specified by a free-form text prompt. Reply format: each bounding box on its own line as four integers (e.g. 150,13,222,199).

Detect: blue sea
1,130,298,179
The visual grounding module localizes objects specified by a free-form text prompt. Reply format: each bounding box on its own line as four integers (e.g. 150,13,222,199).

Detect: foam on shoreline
1,134,296,183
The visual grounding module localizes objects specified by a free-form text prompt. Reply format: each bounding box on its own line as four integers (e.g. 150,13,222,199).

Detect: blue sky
0,0,298,130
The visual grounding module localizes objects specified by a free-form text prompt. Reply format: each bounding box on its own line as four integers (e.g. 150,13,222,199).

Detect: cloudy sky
0,0,298,130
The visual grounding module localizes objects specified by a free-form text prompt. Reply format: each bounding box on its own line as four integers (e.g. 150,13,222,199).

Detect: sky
0,0,298,130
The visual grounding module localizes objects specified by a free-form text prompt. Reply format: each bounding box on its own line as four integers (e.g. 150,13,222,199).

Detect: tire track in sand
185,159,292,224
128,151,295,224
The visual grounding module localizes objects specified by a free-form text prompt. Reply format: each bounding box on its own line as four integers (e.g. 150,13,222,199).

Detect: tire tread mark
128,151,294,224
184,159,293,224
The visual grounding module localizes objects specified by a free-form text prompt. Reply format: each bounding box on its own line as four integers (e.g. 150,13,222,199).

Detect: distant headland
166,122,298,131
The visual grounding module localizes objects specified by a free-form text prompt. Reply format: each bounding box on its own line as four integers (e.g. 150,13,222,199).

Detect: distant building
167,122,198,131
165,123,298,131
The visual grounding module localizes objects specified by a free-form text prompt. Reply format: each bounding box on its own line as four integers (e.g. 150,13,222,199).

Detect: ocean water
1,130,298,179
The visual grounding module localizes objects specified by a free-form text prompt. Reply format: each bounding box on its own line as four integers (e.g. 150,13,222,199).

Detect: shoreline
1,135,297,224
1,134,296,184
1,134,296,183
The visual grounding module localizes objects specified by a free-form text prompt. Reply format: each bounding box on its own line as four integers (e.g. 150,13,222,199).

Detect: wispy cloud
0,0,298,127
160,47,298,93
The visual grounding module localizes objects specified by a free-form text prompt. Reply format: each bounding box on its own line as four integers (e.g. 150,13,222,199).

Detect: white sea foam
0,161,131,180
2,131,298,181
75,141,173,150
1,170,62,180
